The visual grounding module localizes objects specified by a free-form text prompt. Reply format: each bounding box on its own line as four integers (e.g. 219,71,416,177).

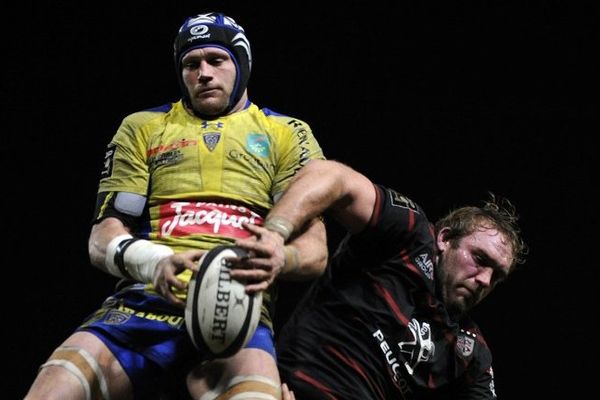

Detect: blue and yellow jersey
95,100,325,328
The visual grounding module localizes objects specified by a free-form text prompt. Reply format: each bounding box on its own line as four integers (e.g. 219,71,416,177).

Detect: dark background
7,1,595,398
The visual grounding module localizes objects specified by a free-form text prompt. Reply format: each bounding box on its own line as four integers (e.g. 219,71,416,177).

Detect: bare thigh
187,348,280,400
25,331,133,400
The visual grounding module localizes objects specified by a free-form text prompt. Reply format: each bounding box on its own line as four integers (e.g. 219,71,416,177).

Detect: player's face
181,47,237,116
436,226,513,318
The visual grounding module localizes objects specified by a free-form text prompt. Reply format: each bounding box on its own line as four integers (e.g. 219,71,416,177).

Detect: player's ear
436,227,451,252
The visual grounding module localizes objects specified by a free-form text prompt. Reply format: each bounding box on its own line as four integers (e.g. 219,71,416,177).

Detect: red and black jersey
277,185,497,399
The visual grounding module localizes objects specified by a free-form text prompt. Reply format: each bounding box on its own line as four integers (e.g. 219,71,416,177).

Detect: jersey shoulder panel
115,102,174,143
260,107,313,133
253,105,325,198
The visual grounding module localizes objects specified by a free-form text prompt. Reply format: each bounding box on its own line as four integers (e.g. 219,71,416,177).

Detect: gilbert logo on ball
185,245,262,358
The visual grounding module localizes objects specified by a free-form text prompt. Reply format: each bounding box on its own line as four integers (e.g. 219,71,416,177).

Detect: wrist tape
264,216,294,241
105,234,174,283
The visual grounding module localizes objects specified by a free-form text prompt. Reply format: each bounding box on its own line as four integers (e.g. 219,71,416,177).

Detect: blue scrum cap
174,12,252,116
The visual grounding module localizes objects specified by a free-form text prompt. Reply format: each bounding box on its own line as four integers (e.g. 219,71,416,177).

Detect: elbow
311,247,328,277
88,231,104,269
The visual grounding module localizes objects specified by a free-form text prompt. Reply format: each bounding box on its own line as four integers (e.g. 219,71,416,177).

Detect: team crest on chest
456,329,476,358
203,132,221,151
201,120,224,151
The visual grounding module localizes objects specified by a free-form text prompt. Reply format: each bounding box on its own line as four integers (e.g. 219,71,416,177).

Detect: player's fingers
244,281,269,294
230,267,270,282
281,383,295,400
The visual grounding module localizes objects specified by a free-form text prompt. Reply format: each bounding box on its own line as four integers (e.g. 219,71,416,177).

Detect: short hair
434,192,528,270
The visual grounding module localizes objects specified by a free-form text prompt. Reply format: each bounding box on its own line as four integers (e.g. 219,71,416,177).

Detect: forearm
279,218,328,281
268,160,348,231
88,217,131,270
267,159,375,236
88,217,173,283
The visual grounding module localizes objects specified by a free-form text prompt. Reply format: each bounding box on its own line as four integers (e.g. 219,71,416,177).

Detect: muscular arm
234,216,327,291
268,159,377,235
279,217,327,281
88,217,131,273
88,216,203,306
233,160,375,291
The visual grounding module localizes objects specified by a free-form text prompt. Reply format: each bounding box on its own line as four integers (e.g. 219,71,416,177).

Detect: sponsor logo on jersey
147,138,198,157
414,253,434,280
372,329,413,396
100,144,116,179
246,133,270,157
288,119,316,174
150,149,183,169
113,304,184,328
398,319,436,375
228,149,275,171
148,139,198,169
388,190,419,212
158,201,264,238
487,366,497,397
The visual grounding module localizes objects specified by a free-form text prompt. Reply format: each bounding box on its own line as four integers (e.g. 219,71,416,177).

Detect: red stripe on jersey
293,370,339,400
372,280,410,326
408,208,415,231
401,253,424,277
325,345,387,400
368,184,383,227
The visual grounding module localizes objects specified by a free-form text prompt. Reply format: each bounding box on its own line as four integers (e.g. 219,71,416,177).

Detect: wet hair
434,192,528,270
173,12,251,118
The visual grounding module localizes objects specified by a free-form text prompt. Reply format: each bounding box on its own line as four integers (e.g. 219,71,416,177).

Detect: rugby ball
185,245,262,358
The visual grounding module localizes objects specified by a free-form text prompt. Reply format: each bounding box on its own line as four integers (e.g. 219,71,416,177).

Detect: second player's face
436,226,513,318
181,47,237,116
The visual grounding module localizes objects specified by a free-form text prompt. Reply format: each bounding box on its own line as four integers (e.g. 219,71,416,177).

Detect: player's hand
152,249,205,307
229,222,286,294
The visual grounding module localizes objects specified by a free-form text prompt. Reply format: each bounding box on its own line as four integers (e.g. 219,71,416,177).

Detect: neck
183,90,249,119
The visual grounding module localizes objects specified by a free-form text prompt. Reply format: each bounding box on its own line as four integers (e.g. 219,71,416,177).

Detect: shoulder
121,102,174,127
255,106,313,134
113,102,177,144
373,185,429,225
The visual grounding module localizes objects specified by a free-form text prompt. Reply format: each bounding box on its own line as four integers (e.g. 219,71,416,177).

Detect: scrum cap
174,12,252,117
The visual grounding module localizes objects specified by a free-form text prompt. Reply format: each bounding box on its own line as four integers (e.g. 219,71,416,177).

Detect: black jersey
277,185,497,399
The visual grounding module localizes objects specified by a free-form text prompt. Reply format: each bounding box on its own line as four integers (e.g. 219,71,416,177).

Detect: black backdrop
7,2,595,398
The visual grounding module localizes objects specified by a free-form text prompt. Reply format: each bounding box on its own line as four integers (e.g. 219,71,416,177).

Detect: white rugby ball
185,245,262,358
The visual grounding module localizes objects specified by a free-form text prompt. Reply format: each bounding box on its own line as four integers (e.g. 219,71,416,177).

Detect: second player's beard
435,264,470,320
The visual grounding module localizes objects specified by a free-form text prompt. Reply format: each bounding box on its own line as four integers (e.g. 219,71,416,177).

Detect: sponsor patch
414,253,434,280
398,319,436,375
389,190,419,212
246,133,270,157
100,144,116,179
158,201,264,238
149,149,183,170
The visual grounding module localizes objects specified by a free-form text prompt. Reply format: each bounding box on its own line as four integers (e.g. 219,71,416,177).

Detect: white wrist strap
105,234,174,283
